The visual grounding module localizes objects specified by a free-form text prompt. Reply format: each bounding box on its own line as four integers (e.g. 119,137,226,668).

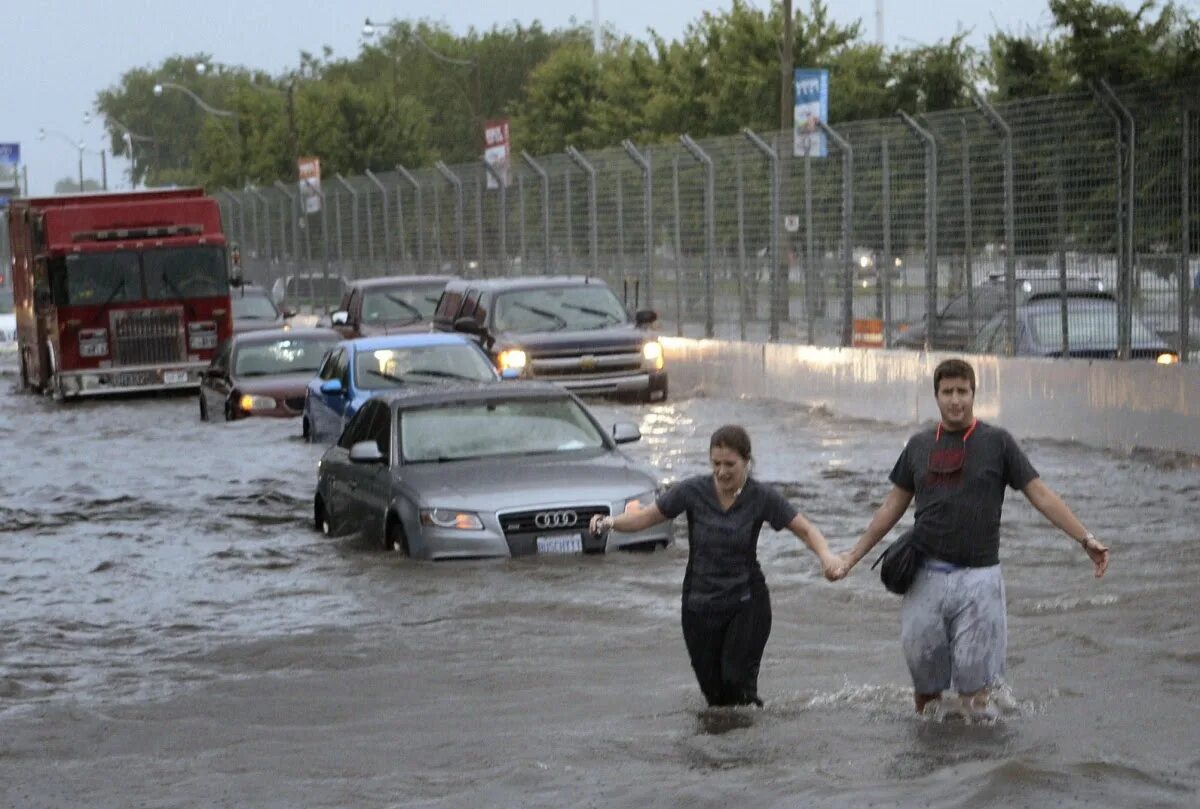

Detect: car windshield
493,286,629,332
1026,300,1160,346
354,343,498,389
144,246,229,300
361,284,445,325
232,292,280,320
400,397,606,462
234,336,338,376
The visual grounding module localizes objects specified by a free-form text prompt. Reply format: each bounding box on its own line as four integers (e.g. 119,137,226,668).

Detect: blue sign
0,142,18,191
793,69,829,158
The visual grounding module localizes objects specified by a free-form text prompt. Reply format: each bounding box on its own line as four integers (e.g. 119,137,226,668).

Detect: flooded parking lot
1,366,1198,808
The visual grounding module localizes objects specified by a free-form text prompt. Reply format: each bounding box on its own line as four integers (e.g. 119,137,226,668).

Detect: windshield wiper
383,293,424,320
404,368,478,380
90,277,127,324
160,272,196,317
512,302,567,330
365,368,411,385
561,302,621,324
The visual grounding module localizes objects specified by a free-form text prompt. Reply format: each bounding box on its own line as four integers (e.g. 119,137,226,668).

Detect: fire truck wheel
198,393,209,421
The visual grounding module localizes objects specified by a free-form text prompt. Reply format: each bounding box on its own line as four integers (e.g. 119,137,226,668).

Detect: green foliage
92,1,1200,191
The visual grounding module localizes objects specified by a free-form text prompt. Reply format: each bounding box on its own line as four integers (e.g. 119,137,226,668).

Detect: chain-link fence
219,80,1199,362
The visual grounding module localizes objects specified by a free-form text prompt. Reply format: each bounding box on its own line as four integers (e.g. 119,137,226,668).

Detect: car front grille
111,307,186,365
528,345,644,378
499,505,609,537
284,396,306,411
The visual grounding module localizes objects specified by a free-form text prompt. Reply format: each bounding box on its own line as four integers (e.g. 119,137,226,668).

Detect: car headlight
238,394,276,412
642,340,664,370
1156,352,1179,365
623,490,657,512
419,508,484,530
497,349,527,373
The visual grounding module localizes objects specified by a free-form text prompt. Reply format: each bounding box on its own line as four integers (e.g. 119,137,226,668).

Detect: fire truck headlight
188,321,219,350
79,328,109,357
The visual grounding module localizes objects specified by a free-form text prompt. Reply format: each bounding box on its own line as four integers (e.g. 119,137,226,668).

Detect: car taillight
188,321,218,350
78,327,109,358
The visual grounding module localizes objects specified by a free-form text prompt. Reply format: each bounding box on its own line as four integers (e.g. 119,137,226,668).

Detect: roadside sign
784,214,800,232
298,156,321,214
852,318,884,348
484,119,511,189
794,69,829,158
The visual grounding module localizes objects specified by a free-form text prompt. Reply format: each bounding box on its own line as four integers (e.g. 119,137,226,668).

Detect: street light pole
153,81,242,187
363,18,484,152
39,127,86,192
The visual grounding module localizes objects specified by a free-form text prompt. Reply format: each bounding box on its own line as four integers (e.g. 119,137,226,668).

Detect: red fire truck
7,188,236,398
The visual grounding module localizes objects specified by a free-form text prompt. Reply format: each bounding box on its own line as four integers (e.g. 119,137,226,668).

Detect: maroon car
328,275,454,339
199,327,340,421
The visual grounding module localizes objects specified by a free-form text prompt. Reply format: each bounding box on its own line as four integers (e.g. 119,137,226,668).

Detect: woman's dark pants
681,593,772,707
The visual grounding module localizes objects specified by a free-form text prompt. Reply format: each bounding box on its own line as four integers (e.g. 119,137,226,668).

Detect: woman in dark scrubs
591,425,842,707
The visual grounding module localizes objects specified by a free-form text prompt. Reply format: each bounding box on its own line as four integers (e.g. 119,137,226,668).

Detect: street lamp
102,113,154,190
362,18,484,151
192,60,301,179
153,81,242,186
38,126,85,192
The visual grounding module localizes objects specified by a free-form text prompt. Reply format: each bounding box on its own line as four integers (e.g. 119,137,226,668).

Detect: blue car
303,333,504,443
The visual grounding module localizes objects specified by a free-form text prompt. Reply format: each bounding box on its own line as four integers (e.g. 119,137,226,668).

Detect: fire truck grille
111,308,186,365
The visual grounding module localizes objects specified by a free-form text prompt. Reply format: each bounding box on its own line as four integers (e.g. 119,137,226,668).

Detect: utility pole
780,0,793,136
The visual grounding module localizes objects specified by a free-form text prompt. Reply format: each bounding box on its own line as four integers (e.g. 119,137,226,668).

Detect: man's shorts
900,560,1006,695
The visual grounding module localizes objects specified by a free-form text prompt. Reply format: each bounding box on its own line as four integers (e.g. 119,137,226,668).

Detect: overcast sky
3,0,1152,196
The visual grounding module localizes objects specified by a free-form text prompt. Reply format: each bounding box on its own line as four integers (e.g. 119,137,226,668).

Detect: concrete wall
661,338,1200,457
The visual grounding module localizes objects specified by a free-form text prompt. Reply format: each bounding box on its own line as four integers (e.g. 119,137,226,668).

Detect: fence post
1182,108,1192,363
671,156,684,334
435,161,466,276
397,165,423,273
483,159,508,278
743,128,781,340
564,168,574,271
622,139,654,308
566,146,599,280
881,136,895,339
960,120,973,335
682,134,717,338
816,121,854,347
365,170,391,270
247,187,271,291
273,180,299,265
517,174,527,276
898,111,940,353
1093,81,1136,360
969,92,1016,357
805,154,816,342
735,147,748,340
521,151,551,273
333,174,354,277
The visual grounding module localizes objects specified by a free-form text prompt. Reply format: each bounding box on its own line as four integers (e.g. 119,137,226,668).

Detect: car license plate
163,370,189,384
112,371,153,387
536,534,582,554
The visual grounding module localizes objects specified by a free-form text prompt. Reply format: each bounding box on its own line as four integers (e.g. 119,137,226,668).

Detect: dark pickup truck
432,276,668,402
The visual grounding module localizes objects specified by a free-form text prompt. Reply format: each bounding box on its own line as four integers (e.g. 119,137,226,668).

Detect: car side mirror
282,308,297,319
349,440,385,464
320,379,344,396
611,422,641,444
634,309,658,327
228,266,244,288
330,310,349,326
453,317,486,337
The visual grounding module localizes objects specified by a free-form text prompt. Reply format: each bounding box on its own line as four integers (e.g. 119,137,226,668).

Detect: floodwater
1,365,1198,809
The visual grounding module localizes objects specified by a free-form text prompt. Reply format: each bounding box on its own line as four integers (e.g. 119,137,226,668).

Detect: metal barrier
220,80,1199,363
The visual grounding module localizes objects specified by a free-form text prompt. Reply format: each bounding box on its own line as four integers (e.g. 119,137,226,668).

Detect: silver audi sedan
313,381,672,559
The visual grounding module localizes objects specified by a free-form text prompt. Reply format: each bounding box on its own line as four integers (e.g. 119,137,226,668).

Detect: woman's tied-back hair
933,358,976,393
710,424,752,461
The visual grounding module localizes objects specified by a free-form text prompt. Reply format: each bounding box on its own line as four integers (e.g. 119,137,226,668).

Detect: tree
53,177,102,193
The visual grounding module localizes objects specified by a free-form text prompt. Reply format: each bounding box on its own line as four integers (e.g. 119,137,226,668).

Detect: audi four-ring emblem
534,510,579,529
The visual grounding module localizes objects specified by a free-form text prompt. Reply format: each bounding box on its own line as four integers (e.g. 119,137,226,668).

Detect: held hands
820,553,850,582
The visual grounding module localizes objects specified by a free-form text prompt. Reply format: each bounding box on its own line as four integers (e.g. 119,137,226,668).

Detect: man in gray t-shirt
838,358,1109,718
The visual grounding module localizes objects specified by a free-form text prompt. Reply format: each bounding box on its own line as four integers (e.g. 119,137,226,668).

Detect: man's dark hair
933,358,976,393
710,424,752,461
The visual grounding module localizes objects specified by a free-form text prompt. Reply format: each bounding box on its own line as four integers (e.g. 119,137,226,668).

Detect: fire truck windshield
52,246,228,306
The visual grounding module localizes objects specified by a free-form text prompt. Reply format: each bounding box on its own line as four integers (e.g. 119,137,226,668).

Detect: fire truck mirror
229,244,244,288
